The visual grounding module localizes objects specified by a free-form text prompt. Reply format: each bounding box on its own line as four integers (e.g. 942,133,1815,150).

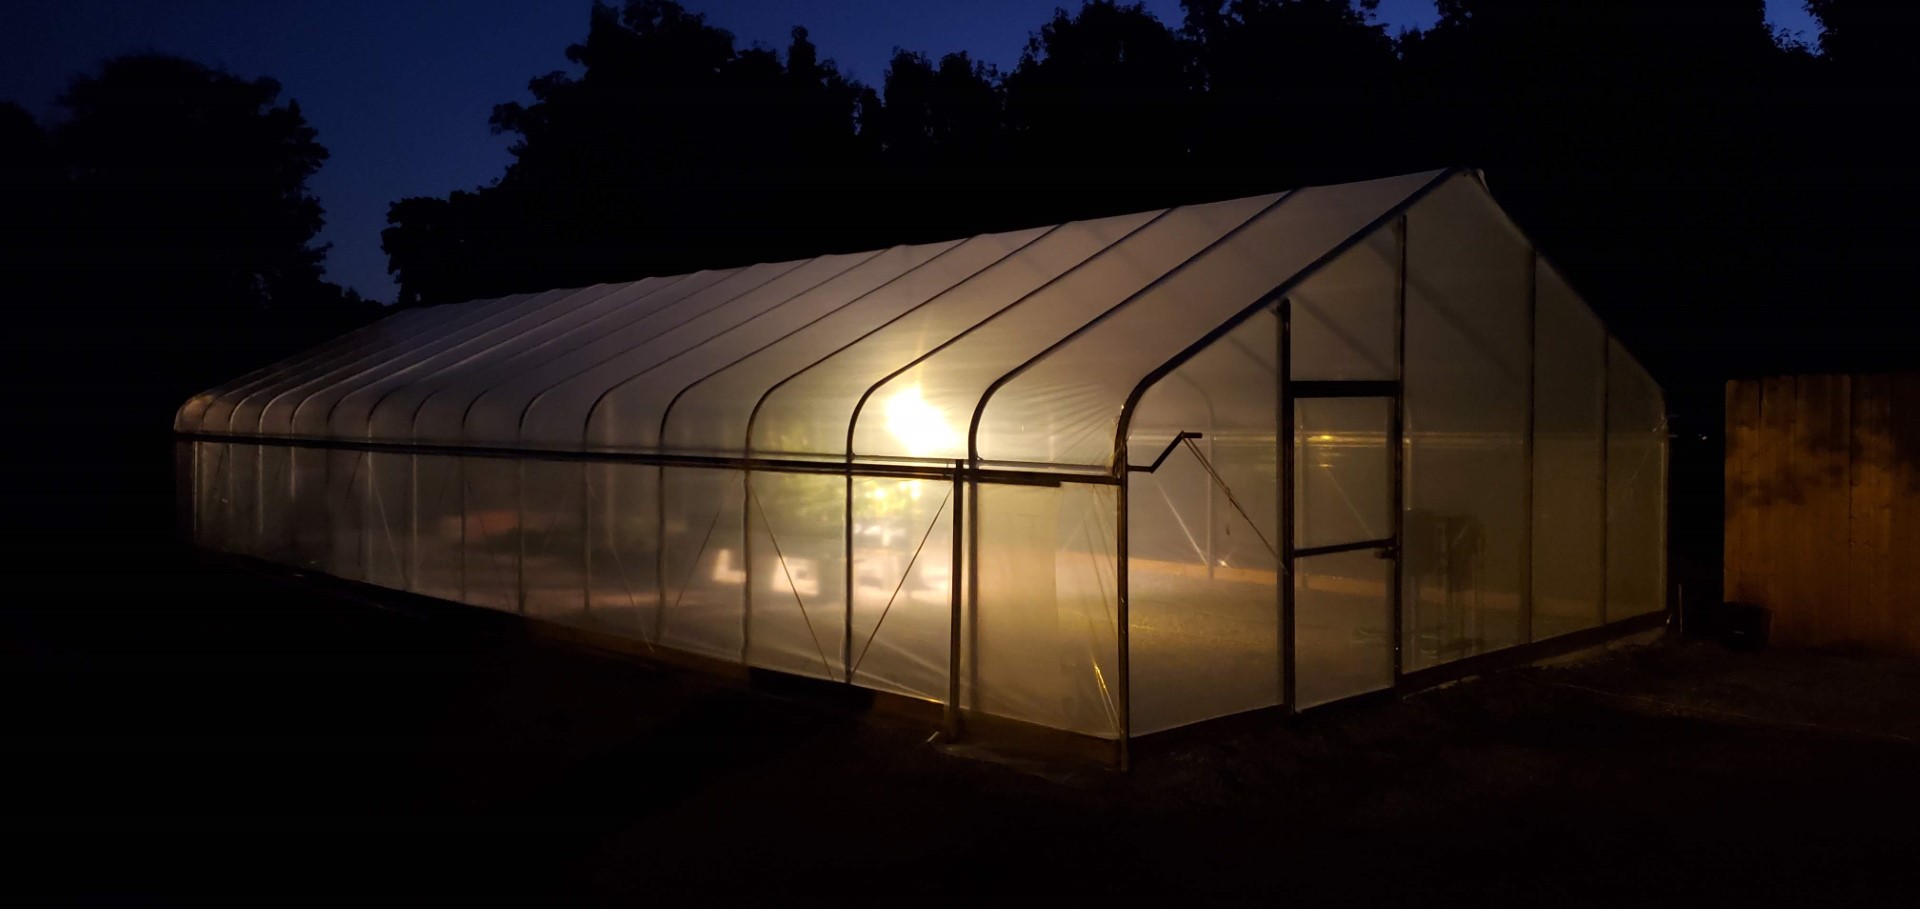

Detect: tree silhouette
870,50,1010,238
57,56,334,316
1183,1,1401,195
386,1,878,307
1003,1,1196,220
8,55,377,534
1803,0,1915,68
372,0,1911,393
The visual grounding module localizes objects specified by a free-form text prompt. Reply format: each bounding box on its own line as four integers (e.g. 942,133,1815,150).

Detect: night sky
4,0,1822,302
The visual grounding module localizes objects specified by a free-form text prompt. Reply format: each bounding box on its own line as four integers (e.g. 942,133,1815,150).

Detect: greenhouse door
1285,382,1400,710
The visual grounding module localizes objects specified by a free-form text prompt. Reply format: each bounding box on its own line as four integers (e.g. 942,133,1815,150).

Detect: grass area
7,537,1916,902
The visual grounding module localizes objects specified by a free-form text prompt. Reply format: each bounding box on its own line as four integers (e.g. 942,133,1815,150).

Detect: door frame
1277,299,1406,713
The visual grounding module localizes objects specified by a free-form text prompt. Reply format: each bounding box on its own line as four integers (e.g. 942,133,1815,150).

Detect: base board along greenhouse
179,168,1668,764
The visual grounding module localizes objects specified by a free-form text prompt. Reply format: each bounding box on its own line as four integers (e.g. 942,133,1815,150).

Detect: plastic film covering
587,242,963,452
1126,315,1281,735
413,267,748,446
182,169,1671,742
192,441,231,552
202,304,468,435
745,471,847,680
517,254,878,450
178,306,428,432
1531,261,1607,639
256,445,295,562
334,284,638,441
366,277,681,443
582,462,661,640
1295,549,1392,707
284,291,556,438
1606,341,1667,622
520,460,589,621
750,212,1158,458
857,194,1284,464
849,476,955,701
966,482,1122,738
977,171,1440,467
1290,226,1399,381
657,467,746,661
1295,397,1392,550
409,454,465,601
1401,175,1532,670
447,263,796,446
363,451,412,591
458,457,521,611
662,228,1052,457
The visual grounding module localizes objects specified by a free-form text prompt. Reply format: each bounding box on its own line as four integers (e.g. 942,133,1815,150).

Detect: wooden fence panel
1725,371,1920,657
1735,378,1758,607
1893,373,1920,656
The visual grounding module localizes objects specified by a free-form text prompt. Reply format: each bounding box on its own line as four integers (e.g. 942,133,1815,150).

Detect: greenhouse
178,168,1667,760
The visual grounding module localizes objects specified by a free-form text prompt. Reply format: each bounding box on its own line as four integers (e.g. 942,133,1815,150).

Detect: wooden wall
1725,372,1920,656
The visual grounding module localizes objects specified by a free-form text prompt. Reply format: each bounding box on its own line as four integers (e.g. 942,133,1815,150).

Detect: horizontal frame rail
1128,431,1203,474
1292,537,1394,560
1290,380,1398,399
175,431,1115,488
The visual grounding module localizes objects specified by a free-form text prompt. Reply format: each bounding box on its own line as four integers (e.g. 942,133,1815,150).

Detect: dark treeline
382,0,1910,406
4,56,381,530
2,0,1911,540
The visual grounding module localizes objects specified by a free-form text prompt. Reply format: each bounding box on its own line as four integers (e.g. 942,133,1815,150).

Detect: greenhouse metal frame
179,168,1669,763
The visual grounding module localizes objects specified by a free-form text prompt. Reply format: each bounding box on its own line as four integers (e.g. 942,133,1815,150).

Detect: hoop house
179,169,1668,759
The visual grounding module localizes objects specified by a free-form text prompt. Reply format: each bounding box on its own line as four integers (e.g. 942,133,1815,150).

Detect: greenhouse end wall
181,169,1667,752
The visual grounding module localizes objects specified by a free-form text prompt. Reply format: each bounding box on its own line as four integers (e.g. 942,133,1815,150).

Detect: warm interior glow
884,385,958,457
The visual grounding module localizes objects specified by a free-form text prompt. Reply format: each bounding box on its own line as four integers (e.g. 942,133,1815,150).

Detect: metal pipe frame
945,463,965,738
1521,251,1538,643
1279,299,1297,712
844,471,855,684
966,192,1299,465
1289,380,1398,398
1127,432,1204,474
1293,538,1395,560
1390,216,1409,681
185,165,1679,763
176,432,1109,489
1599,336,1611,627
1116,441,1132,768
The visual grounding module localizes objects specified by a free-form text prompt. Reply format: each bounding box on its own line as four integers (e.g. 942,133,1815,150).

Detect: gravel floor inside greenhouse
8,536,1917,903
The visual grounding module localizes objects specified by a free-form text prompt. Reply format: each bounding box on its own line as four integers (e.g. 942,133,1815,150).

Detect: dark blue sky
5,1,1820,302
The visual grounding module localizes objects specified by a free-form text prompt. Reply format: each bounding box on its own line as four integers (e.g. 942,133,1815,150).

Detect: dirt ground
7,536,1917,903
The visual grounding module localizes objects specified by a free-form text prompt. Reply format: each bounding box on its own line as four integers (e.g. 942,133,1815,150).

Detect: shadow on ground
7,535,1916,903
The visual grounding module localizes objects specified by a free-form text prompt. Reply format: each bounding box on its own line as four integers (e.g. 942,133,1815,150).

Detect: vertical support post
180,440,198,545
1279,298,1297,712
1391,215,1408,684
1205,428,1216,580
581,465,592,615
516,459,528,614
361,451,374,576
1116,442,1132,769
255,445,266,543
945,462,965,739
408,454,420,590
741,468,753,666
1520,251,1538,644
457,458,467,602
844,470,855,684
1659,395,1672,625
654,464,668,645
1598,336,1612,628
966,472,980,724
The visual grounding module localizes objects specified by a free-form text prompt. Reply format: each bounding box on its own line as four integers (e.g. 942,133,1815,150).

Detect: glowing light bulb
884,385,958,458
